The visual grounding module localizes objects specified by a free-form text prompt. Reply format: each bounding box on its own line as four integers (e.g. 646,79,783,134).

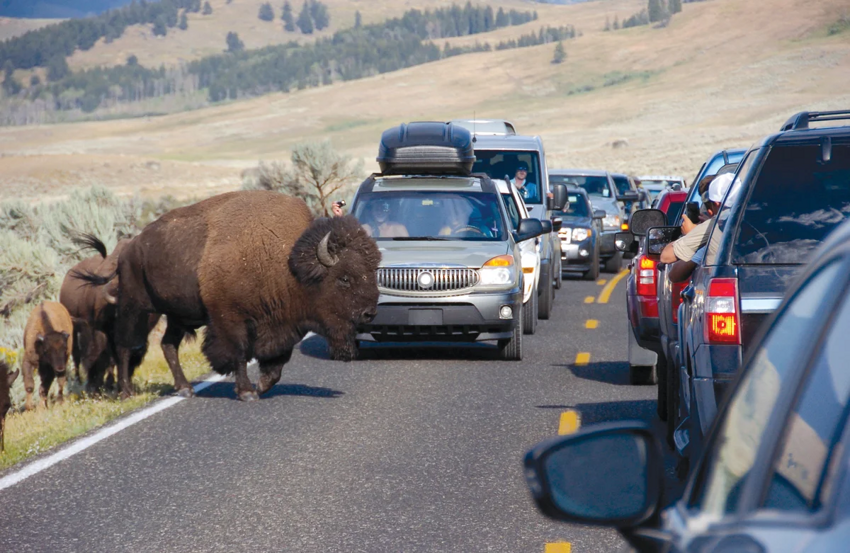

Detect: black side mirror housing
551,183,569,212
524,422,663,528
546,195,554,211
629,209,667,236
592,209,606,220
516,218,546,242
615,232,637,253
540,219,553,234
551,217,563,232
646,226,682,256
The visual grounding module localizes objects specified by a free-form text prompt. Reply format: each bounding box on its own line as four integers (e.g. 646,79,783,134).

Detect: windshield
553,193,590,218
550,175,612,199
353,191,506,241
611,175,632,195
733,143,850,265
472,150,543,205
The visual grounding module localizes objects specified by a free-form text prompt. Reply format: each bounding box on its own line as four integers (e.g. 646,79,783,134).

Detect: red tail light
671,280,688,324
636,256,656,296
705,278,741,345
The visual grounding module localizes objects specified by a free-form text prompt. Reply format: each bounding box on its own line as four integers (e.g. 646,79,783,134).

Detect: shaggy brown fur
78,191,380,401
0,361,20,452
23,302,73,410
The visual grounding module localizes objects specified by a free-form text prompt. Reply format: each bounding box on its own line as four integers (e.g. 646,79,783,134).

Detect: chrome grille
377,268,479,292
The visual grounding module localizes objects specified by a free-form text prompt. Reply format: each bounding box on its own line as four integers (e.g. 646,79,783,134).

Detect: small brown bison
61,236,161,392
1,360,20,452
79,191,380,401
22,302,73,410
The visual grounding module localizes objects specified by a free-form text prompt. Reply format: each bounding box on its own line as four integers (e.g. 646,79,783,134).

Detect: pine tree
282,1,295,31
202,2,213,15
189,0,201,12
354,10,361,29
648,0,667,23
297,1,313,34
259,3,274,21
127,54,138,66
495,7,508,27
152,16,168,36
179,11,188,30
668,0,682,14
312,1,329,30
46,55,69,81
552,41,565,64
613,15,620,30
226,31,244,52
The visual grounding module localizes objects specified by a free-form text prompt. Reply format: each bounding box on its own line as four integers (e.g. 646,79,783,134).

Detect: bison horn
104,290,118,305
317,232,339,267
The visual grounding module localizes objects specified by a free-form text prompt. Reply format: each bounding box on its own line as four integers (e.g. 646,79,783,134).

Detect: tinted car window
553,193,590,218
472,151,543,204
550,175,612,199
763,277,850,513
501,193,521,230
734,144,850,265
353,191,506,241
689,261,842,519
612,175,631,195
665,202,684,225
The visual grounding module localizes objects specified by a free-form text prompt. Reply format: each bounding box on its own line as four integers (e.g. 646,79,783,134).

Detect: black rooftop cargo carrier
377,122,475,175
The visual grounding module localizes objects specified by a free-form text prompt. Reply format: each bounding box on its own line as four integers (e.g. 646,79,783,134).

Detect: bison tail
70,268,118,287
71,232,109,259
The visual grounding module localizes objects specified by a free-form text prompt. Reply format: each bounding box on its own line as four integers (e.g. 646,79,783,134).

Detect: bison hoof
257,376,278,395
119,391,133,401
238,390,259,402
176,386,195,398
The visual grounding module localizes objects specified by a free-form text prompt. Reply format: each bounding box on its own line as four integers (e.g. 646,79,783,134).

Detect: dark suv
662,111,850,462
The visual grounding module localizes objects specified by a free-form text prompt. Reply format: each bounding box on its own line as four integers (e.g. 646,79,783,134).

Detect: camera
685,202,700,225
334,200,346,208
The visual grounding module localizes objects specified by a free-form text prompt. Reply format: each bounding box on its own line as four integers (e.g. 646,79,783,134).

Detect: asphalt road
0,267,666,553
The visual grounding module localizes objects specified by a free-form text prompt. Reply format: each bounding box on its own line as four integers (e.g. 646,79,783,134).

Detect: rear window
665,201,684,225
553,193,590,218
734,143,850,264
611,175,631,195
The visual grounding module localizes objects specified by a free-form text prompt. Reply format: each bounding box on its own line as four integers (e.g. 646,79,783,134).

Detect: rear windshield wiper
390,236,450,241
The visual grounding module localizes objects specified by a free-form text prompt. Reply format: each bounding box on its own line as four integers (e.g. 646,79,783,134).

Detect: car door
664,256,850,552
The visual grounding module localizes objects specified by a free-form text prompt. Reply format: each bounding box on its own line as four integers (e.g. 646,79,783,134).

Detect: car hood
378,240,511,268
587,196,621,215
558,215,593,229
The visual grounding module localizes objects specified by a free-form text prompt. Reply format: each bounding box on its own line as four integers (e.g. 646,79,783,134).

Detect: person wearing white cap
661,173,736,264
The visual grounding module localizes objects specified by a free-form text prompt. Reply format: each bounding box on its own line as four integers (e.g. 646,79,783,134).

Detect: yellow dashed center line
597,269,629,304
585,319,598,329
596,279,607,285
575,352,591,365
545,543,572,553
558,409,581,435
584,296,595,304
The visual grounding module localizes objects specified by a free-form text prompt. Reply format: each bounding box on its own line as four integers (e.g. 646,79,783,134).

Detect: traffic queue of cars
524,110,850,551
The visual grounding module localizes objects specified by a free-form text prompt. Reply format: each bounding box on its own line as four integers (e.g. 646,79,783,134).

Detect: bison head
289,215,380,361
35,331,70,375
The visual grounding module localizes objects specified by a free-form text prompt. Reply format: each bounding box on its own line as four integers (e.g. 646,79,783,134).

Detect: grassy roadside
1,339,211,471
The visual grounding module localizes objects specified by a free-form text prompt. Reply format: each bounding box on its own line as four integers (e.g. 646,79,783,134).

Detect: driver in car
362,200,409,238
511,163,539,204
439,201,479,236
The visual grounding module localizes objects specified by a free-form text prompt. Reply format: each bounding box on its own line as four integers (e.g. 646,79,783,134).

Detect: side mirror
551,217,563,232
540,220,553,234
629,209,667,236
592,209,606,220
524,423,663,527
617,190,640,203
646,226,681,256
551,183,569,212
615,232,637,253
546,196,554,211
516,218,545,242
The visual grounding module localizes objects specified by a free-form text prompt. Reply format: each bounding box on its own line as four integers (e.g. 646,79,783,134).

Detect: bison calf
22,302,73,410
1,360,20,452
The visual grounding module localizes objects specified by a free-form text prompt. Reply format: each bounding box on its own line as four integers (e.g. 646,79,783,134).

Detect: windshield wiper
391,236,450,241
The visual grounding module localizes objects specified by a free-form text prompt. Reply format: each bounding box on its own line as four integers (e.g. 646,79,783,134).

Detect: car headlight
602,214,621,231
479,255,517,289
571,228,591,241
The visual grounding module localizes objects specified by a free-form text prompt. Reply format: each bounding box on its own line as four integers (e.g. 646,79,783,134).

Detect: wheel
629,364,657,385
498,304,523,361
553,252,562,290
538,265,553,320
657,352,668,421
603,251,623,273
583,249,600,281
522,286,538,335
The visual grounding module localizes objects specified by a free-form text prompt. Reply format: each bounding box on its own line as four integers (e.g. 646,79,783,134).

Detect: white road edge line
0,372,228,492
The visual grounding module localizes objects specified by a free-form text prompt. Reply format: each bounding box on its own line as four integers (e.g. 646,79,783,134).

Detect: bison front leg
23,359,36,411
161,320,194,398
257,349,293,395
38,366,55,409
116,347,135,400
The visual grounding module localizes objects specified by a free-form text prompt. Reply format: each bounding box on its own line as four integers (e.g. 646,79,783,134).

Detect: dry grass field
0,0,848,201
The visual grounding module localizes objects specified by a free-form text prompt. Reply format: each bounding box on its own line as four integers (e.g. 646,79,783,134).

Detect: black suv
659,111,850,463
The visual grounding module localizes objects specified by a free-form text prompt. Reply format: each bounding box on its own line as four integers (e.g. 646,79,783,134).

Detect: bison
61,236,161,392
78,191,380,401
22,302,73,410
1,360,20,452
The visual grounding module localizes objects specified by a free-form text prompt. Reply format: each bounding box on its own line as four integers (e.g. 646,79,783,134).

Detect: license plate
409,309,443,326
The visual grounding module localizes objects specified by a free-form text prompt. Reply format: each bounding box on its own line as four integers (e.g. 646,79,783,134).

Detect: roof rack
780,110,850,131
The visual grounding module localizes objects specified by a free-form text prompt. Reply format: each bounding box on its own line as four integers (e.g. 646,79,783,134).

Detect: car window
612,175,631,195
472,151,543,205
550,175,612,199
665,201,684,226
762,279,850,513
689,261,842,520
501,193,521,230
553,193,590,218
352,191,506,241
733,143,850,265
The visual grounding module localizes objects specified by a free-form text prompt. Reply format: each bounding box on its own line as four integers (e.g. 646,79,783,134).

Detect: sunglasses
517,168,528,172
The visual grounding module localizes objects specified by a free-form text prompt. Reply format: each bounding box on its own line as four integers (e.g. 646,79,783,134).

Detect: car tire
603,251,623,273
629,364,657,385
583,249,600,281
523,287,538,335
554,254,562,291
538,265,553,320
498,305,523,361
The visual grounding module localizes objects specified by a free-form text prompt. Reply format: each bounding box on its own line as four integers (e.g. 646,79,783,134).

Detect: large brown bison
61,236,160,392
1,360,20,452
22,302,73,410
79,191,380,401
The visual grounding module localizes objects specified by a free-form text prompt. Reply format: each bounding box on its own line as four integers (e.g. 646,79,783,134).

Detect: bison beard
82,191,380,401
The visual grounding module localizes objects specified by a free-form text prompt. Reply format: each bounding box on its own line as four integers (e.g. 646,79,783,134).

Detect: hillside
0,0,133,18
0,0,848,201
